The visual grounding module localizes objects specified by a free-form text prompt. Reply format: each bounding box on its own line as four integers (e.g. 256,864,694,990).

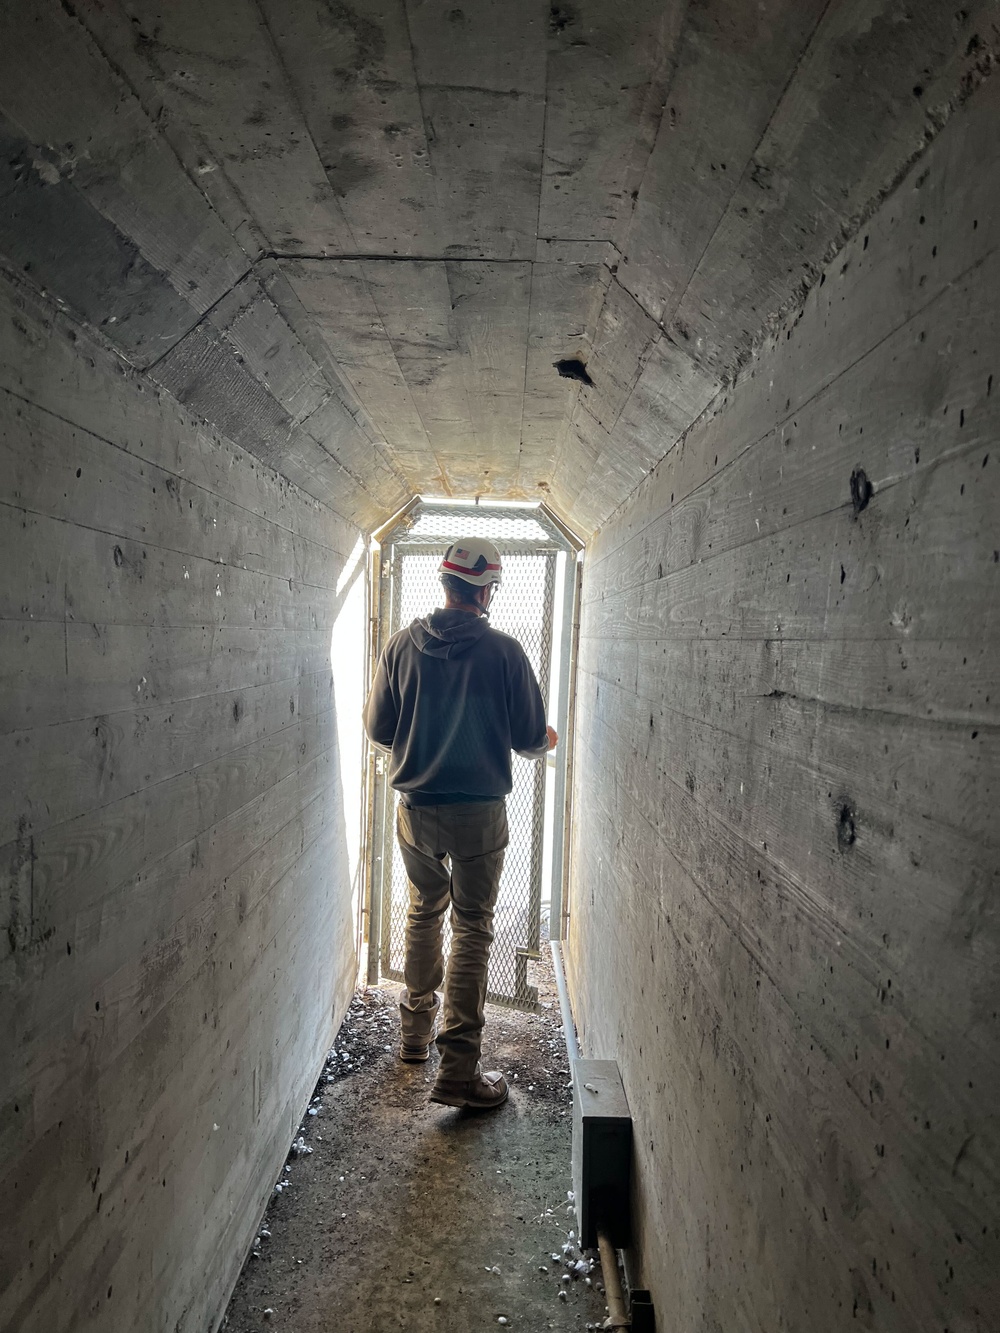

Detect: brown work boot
429,1070,509,1109
399,1041,430,1063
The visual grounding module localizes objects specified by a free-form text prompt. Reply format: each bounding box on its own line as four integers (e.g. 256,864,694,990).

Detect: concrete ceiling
0,1,993,534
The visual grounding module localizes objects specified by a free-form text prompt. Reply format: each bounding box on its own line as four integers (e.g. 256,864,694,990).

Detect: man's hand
546,724,558,750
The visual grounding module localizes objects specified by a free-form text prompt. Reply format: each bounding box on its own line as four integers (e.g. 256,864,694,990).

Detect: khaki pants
396,800,509,1080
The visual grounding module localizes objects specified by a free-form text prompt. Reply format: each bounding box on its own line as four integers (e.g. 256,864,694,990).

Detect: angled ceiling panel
0,0,991,535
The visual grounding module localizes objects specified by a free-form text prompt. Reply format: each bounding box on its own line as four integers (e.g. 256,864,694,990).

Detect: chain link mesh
376,504,566,1012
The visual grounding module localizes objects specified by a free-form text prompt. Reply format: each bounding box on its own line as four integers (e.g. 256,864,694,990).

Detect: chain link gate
367,501,577,1013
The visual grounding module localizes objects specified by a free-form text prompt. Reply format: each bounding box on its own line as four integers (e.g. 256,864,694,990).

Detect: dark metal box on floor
572,1058,632,1249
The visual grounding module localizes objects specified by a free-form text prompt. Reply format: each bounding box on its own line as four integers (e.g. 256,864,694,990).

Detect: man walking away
363,537,557,1110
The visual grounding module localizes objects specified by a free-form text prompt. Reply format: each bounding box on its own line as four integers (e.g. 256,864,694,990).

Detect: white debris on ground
267,993,398,1205
246,991,401,1273
225,980,607,1332
544,1223,601,1312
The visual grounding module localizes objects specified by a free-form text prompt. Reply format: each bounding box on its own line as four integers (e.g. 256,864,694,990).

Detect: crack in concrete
264,252,533,264
142,265,255,373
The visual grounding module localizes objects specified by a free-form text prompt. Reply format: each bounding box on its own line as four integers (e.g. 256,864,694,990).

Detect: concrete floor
221,968,611,1333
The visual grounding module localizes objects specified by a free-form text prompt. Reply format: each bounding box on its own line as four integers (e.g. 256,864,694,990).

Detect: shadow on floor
221,962,609,1333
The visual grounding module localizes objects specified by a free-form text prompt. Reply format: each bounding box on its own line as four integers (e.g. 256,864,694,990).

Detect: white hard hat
439,538,502,588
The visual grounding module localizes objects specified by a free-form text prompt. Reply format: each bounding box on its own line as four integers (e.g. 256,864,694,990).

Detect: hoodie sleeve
363,645,398,753
506,645,549,759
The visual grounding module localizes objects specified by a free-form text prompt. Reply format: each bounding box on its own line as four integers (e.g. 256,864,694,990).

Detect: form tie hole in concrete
549,6,575,35
837,805,857,851
553,358,593,387
849,467,872,515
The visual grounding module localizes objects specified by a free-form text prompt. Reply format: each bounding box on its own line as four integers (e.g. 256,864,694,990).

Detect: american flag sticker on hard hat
454,547,469,559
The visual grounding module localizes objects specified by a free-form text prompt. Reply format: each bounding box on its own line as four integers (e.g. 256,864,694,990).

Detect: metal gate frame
363,499,581,1012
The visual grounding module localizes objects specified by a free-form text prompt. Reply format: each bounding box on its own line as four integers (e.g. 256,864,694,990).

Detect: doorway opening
364,498,582,1012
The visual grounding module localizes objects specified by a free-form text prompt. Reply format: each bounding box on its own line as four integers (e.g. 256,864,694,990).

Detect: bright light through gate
367,500,580,1013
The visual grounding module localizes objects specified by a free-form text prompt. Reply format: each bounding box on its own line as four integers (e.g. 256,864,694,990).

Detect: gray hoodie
363,608,549,805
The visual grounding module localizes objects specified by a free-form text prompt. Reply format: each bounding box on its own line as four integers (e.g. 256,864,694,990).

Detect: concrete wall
0,270,365,1332
566,74,999,1333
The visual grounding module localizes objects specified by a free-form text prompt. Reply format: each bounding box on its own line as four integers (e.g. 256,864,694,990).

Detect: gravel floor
220,954,611,1333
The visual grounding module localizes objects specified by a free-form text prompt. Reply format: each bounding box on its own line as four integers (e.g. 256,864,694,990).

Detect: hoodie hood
408,608,490,659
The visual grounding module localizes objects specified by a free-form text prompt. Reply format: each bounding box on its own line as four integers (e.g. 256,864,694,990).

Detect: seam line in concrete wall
582,660,999,746
0,375,353,545
0,393,349,559
140,265,256,375
26,716,339,859
359,273,453,495
514,260,537,484
581,423,990,602
706,35,1000,385
249,0,362,254
2,663,333,739
53,0,262,269
261,250,622,264
0,497,346,600
575,717,925,1088
585,238,1000,575
655,0,836,334
514,32,549,490
579,767,850,1082
112,800,336,1051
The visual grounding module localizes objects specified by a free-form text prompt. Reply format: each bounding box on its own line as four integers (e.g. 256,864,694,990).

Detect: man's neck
442,598,482,616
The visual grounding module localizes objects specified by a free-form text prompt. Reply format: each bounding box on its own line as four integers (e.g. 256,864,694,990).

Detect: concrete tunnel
1,1,997,1329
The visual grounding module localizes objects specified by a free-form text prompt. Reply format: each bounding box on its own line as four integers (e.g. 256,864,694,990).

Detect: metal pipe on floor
597,1229,630,1330
550,940,580,1062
